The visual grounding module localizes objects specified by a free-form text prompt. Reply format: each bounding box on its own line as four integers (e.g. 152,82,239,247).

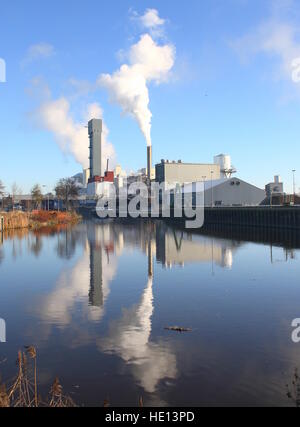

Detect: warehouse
184,177,266,207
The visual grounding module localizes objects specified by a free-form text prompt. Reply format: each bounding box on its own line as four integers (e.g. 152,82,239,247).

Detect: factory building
87,171,115,199
184,177,266,206
265,176,284,197
156,160,221,190
87,118,115,199
88,119,102,178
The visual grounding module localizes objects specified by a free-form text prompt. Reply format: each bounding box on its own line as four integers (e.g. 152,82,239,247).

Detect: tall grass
0,212,30,230
0,347,75,408
0,211,81,231
0,348,145,408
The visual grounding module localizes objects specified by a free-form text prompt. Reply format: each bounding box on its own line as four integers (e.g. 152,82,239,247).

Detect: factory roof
158,161,218,166
183,177,263,192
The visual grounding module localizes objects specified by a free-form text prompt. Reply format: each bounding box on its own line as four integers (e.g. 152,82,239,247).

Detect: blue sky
0,0,300,193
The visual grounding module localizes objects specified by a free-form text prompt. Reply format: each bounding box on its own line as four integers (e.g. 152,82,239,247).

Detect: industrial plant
83,116,276,209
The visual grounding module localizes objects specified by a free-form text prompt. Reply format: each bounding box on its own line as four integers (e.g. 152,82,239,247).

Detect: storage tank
214,154,236,179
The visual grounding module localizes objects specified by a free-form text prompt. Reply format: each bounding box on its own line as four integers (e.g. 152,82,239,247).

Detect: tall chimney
147,146,152,182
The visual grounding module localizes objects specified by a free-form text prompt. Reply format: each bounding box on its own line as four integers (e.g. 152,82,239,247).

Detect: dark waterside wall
201,206,300,230
78,205,300,230
165,220,300,249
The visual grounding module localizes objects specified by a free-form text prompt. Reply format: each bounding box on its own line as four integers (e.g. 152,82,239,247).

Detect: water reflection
1,220,300,405
99,242,177,393
156,227,240,269
38,226,117,326
31,235,43,258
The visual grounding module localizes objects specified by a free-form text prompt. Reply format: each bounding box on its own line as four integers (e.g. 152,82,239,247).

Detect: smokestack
147,146,152,182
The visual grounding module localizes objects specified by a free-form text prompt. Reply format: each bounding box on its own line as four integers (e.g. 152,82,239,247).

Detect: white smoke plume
99,10,175,147
37,97,115,171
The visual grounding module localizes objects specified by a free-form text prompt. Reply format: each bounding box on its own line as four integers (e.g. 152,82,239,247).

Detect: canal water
0,220,300,407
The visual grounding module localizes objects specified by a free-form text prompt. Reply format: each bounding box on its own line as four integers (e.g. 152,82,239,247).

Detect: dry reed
0,212,30,230
0,347,76,408
0,211,81,232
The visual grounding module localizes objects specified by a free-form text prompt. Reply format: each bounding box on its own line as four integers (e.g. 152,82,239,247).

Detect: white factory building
156,154,265,206
183,177,266,207
156,160,221,191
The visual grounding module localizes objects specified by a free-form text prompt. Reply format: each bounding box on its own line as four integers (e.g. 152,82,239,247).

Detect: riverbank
0,210,81,231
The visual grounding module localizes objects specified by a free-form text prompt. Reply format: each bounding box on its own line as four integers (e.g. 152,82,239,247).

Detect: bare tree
54,178,80,211
0,180,5,210
31,184,43,210
0,180,4,195
11,182,22,210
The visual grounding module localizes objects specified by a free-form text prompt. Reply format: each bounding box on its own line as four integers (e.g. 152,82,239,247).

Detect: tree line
0,178,80,211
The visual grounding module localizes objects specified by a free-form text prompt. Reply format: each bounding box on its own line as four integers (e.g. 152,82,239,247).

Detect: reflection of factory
156,224,240,269
87,221,155,309
87,222,117,309
156,154,265,206
89,242,104,307
86,220,242,272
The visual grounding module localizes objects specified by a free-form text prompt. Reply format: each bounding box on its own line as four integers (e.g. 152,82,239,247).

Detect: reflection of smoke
39,250,90,325
38,238,117,325
221,247,233,269
99,277,177,393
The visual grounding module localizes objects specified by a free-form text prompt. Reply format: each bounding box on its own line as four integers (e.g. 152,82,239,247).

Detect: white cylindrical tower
214,154,236,179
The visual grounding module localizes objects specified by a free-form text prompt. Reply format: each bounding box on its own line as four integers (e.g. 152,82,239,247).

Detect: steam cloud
37,97,115,171
99,10,175,146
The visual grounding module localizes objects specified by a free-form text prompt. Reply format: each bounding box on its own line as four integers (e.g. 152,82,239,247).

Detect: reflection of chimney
147,146,152,182
148,241,153,278
89,243,103,307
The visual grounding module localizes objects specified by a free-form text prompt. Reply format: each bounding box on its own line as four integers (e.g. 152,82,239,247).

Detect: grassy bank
30,210,81,229
0,211,30,230
0,210,81,231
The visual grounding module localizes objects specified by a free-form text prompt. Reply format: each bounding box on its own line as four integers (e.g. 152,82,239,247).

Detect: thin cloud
22,43,55,66
131,8,167,39
139,8,165,29
231,1,300,83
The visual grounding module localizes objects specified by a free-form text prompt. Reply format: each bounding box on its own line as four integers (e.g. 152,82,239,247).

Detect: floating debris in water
164,326,192,333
